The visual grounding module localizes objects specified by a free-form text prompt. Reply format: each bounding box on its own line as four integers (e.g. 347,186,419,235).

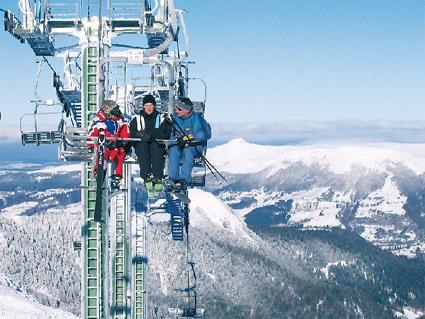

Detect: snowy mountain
1,140,425,318
148,189,425,319
207,139,425,258
0,274,77,319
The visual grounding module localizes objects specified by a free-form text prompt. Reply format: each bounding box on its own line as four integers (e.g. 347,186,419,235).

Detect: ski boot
144,178,155,198
153,179,164,197
110,174,122,192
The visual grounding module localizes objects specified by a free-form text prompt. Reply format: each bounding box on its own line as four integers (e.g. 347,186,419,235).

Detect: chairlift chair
19,101,64,146
59,126,92,161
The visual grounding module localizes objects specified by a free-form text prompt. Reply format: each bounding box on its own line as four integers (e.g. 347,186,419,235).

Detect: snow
357,176,406,218
273,188,343,229
208,139,425,174
29,163,81,174
0,275,77,319
0,202,39,223
319,260,355,279
1,163,42,170
188,189,256,242
219,187,347,229
360,225,379,242
394,306,425,319
0,232,6,249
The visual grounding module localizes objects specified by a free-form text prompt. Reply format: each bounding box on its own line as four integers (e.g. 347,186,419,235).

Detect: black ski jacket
129,110,171,144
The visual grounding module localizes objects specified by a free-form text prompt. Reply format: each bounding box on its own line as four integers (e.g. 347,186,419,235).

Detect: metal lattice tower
4,1,207,318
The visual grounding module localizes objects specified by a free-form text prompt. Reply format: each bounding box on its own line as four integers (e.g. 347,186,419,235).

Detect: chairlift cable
42,56,57,74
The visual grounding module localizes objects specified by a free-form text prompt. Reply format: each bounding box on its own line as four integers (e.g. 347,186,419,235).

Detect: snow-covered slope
188,188,256,242
29,164,81,174
208,138,425,174
0,275,77,319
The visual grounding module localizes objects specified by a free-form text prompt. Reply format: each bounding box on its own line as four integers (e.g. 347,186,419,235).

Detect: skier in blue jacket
168,97,211,186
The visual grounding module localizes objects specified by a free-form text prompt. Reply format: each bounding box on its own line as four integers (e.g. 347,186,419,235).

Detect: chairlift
168,262,205,318
59,126,92,161
19,100,64,146
183,80,208,188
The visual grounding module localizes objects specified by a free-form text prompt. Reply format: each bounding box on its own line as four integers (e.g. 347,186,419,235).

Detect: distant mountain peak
208,141,425,175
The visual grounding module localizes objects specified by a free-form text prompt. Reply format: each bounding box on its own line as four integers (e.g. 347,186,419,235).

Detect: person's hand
107,140,124,150
183,133,193,141
141,132,152,142
177,136,187,148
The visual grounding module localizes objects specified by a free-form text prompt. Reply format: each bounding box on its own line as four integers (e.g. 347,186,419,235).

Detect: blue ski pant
168,145,202,183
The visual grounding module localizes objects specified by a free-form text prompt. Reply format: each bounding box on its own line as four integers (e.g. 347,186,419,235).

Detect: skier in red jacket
87,100,130,190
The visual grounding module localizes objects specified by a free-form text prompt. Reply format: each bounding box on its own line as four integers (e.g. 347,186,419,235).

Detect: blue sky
0,0,424,131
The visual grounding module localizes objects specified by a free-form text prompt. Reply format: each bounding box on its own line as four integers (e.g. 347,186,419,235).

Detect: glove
107,140,124,150
177,136,187,149
141,132,152,142
115,140,124,148
183,133,193,142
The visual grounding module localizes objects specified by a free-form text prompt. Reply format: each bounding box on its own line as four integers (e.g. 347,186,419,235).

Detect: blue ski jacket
171,112,211,144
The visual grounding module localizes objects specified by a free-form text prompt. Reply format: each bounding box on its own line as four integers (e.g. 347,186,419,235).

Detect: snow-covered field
0,202,39,224
0,275,77,319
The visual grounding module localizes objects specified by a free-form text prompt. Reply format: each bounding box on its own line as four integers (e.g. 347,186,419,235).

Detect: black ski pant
134,141,166,180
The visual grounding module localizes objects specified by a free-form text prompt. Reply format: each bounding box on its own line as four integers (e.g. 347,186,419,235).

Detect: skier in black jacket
129,94,171,194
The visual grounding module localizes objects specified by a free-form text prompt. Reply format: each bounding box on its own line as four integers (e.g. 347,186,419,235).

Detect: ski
164,180,191,204
94,131,106,223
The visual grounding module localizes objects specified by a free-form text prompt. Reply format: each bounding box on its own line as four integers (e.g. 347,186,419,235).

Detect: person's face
175,106,191,117
144,103,155,115
110,114,120,121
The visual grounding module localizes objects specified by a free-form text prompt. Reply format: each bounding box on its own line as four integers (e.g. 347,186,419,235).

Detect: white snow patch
360,225,379,242
320,260,355,279
29,163,81,174
285,188,343,228
394,306,425,319
2,163,42,170
357,176,406,218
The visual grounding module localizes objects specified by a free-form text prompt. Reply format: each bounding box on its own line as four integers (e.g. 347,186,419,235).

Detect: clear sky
0,0,424,128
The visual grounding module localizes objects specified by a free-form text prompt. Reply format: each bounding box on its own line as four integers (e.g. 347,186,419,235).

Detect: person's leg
114,148,126,176
102,149,112,177
135,142,152,180
167,145,181,180
107,149,121,190
151,142,165,180
180,147,196,183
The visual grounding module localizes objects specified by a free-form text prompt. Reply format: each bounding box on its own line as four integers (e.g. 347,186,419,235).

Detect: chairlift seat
48,19,80,30
58,89,82,127
22,131,62,145
147,32,168,52
190,163,206,187
25,31,55,56
110,19,142,32
59,127,92,161
166,196,185,241
168,308,205,318
192,102,205,115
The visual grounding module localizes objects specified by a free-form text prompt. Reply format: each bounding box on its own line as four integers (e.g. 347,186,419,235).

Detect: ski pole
167,116,227,182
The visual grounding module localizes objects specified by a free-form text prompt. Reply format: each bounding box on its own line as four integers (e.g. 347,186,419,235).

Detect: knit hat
178,97,193,111
109,106,123,118
101,100,118,115
143,94,156,106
